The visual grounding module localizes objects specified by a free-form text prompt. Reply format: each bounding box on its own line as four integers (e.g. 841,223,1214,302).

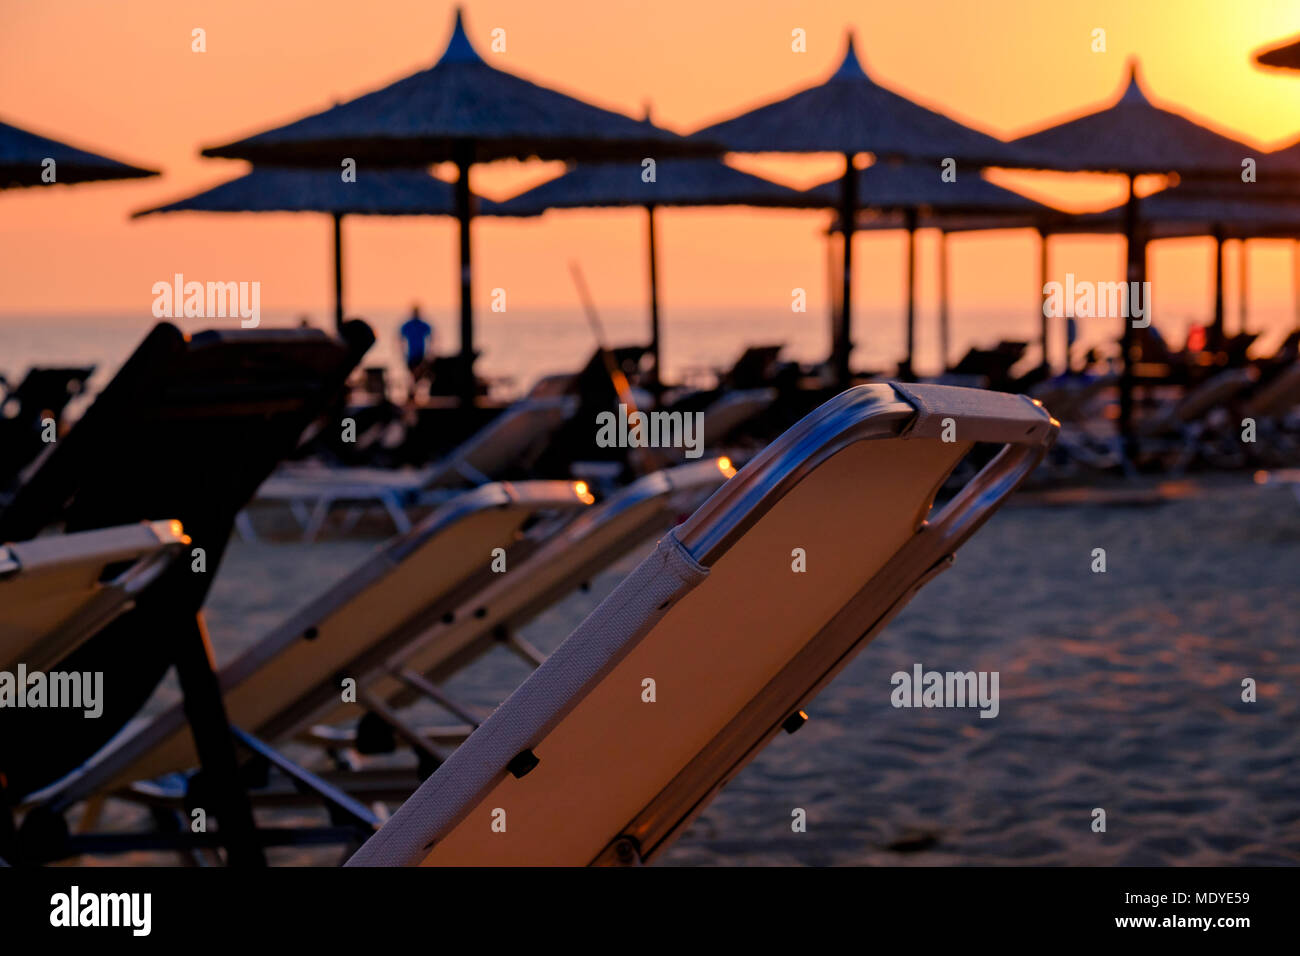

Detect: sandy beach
133,475,1294,867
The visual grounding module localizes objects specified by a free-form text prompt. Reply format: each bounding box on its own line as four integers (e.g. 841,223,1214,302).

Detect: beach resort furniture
16,481,591,863
947,340,1029,390
0,320,373,865
252,395,575,540
1234,361,1300,465
0,521,188,673
312,457,737,750
1030,374,1116,424
632,389,776,472
721,345,786,390
1136,366,1259,470
1242,361,1300,424
1027,375,1125,477
37,463,729,830
346,381,1058,866
695,387,776,447
0,365,94,491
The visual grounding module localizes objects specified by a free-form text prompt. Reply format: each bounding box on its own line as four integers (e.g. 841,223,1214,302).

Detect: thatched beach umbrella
1,117,156,189
813,161,1056,376
1256,35,1300,71
494,156,831,384
132,167,513,331
200,8,714,401
1010,59,1268,456
691,33,1047,386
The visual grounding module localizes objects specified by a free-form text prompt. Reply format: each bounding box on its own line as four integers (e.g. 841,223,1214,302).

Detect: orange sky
3,0,1300,344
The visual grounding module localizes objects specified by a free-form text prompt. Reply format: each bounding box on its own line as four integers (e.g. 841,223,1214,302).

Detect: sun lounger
947,340,1028,390
634,389,775,472
696,388,775,446
1242,361,1300,422
310,457,738,745
63,461,733,818
1137,367,1259,439
1130,367,1259,472
254,396,575,539
27,480,591,832
346,381,1057,866
721,345,784,389
1224,362,1300,467
0,320,372,864
1030,374,1115,423
0,365,94,491
0,521,188,673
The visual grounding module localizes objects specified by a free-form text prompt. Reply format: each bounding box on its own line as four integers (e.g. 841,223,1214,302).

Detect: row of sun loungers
0,319,1059,866
1026,358,1300,478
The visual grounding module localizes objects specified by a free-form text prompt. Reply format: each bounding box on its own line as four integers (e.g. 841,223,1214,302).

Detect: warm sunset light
1,0,1297,915
6,0,1300,383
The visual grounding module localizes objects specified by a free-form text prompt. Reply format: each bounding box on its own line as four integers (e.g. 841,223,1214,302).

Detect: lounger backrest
1139,367,1257,437
347,383,1056,866
52,482,589,797
1177,368,1257,422
363,458,735,714
425,397,575,487
1242,362,1300,419
0,321,373,800
0,366,96,488
700,388,774,445
8,366,94,418
0,521,186,672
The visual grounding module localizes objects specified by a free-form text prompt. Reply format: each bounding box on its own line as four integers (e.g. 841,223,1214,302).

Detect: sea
2,300,1297,412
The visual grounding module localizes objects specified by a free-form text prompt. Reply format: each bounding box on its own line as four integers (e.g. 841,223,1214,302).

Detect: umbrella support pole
1212,229,1225,346
834,153,856,387
455,149,475,405
938,230,950,374
1037,228,1049,375
646,204,661,391
332,212,344,333
901,210,917,381
1294,240,1300,331
1119,175,1140,465
1238,238,1248,336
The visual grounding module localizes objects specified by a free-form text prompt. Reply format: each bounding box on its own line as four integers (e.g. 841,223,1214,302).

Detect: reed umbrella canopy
811,159,1053,215
1013,61,1261,177
0,117,157,190
692,32,1045,385
133,167,513,330
1009,58,1268,457
1256,35,1300,72
495,157,830,383
201,7,715,400
134,166,503,217
496,157,827,212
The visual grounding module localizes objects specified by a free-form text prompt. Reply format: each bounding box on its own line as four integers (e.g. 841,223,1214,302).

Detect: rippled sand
158,478,1300,865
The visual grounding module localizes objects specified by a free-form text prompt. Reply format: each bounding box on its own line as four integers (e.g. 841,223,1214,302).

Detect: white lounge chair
253,396,576,540
346,382,1058,866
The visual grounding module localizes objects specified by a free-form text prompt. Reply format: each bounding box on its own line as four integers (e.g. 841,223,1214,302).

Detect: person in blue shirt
399,305,433,373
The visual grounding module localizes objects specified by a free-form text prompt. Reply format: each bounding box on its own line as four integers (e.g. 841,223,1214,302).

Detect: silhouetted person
399,305,433,373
